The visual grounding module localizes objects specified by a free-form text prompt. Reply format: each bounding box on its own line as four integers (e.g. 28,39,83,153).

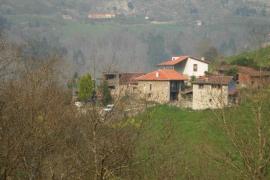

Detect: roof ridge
135,69,187,81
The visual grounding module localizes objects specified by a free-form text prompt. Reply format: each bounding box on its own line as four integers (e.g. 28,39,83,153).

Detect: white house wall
183,58,208,77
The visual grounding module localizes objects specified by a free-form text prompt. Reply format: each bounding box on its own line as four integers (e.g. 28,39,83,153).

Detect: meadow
130,99,269,179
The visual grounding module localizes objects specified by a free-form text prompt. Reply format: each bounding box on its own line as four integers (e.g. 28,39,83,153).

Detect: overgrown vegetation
0,38,140,179
227,46,270,68
99,80,112,106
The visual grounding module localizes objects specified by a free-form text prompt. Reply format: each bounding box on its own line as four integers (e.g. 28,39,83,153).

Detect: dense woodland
1,0,270,78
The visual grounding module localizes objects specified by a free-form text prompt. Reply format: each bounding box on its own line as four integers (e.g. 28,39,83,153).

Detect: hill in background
1,0,270,77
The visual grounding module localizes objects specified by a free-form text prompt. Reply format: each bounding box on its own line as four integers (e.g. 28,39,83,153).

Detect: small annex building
192,75,237,110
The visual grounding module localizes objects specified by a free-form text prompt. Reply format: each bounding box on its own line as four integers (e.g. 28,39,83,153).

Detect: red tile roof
135,69,188,81
157,56,189,66
157,56,209,66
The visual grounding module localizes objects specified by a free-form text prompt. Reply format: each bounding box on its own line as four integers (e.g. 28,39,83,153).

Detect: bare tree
0,38,21,81
206,87,270,180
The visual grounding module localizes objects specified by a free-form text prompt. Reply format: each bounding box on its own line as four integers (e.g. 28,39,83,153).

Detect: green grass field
131,105,231,179
130,102,267,179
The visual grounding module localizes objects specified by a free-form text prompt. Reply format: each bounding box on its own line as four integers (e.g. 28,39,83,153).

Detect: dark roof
135,69,188,81
193,75,233,85
218,65,270,77
119,73,145,85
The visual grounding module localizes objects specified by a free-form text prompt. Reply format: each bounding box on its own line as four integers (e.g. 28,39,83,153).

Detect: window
209,99,212,103
150,84,152,91
199,84,204,89
165,66,174,70
106,74,116,80
109,86,115,90
212,85,222,89
193,64,198,72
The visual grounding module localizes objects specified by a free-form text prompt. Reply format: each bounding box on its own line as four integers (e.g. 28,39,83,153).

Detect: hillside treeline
2,0,270,77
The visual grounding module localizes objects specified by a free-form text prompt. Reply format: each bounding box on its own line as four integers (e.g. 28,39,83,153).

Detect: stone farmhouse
217,65,270,88
157,56,209,78
101,55,248,110
192,75,237,110
135,69,188,103
103,72,145,96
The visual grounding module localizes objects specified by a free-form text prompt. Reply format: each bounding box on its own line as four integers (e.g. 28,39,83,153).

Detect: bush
231,57,258,68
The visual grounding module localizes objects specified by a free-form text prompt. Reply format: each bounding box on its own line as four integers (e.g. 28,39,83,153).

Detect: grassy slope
132,105,235,179
130,100,269,179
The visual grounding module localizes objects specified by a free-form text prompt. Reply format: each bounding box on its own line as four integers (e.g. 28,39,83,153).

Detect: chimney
156,72,159,78
201,57,205,61
172,57,178,61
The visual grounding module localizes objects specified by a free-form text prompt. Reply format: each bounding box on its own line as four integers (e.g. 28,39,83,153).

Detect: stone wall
192,84,229,110
137,81,170,103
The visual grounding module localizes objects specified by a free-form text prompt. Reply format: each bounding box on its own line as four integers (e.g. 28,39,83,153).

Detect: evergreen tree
78,74,94,102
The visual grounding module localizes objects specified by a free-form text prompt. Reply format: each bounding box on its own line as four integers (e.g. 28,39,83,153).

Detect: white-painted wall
182,58,208,78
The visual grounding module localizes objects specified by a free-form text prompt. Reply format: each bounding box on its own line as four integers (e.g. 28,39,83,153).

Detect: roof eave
193,82,229,85
138,79,187,81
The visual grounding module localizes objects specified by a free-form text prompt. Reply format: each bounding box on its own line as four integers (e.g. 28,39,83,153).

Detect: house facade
135,69,187,103
103,72,145,96
192,76,236,110
158,56,209,78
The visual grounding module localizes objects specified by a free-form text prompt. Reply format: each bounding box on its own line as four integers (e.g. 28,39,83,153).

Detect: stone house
103,72,145,97
135,69,188,103
88,13,116,20
157,56,209,78
192,75,237,110
217,65,270,88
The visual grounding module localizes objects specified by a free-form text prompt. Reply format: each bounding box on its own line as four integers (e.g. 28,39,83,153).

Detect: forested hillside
2,0,270,19
1,0,270,77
